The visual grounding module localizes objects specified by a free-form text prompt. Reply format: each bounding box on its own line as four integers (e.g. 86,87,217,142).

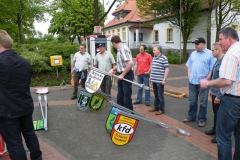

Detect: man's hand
162,80,166,86
118,74,124,80
214,97,221,104
200,79,208,88
108,69,114,76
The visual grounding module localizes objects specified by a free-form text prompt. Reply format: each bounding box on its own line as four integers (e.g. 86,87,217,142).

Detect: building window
117,29,120,37
231,23,239,32
166,28,173,42
108,31,111,35
112,30,115,36
119,13,123,19
134,33,143,41
122,28,126,42
153,30,159,42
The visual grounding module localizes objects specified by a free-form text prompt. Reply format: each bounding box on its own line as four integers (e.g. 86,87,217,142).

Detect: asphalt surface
30,64,219,160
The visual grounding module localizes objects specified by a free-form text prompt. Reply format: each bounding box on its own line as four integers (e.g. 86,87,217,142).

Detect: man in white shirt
71,44,91,100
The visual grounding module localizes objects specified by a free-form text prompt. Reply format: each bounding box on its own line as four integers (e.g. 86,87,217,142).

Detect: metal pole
179,0,182,64
56,66,58,78
139,20,141,45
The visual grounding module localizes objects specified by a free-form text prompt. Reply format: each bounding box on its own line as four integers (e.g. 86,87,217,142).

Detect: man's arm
118,60,134,80
200,78,233,88
71,60,76,74
134,62,138,75
161,68,169,85
188,68,190,79
205,71,212,80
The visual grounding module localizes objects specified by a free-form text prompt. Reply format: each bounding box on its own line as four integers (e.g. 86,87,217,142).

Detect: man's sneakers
146,102,150,106
198,121,206,127
183,118,206,127
71,95,77,100
133,101,150,106
183,118,195,123
133,101,141,104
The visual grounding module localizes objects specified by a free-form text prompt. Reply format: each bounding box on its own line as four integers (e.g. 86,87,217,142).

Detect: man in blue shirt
183,37,216,127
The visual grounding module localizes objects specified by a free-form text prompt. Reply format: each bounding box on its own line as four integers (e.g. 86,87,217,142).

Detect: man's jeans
0,112,42,160
216,95,240,160
152,82,165,112
100,75,112,95
136,74,151,103
73,70,87,97
117,70,134,110
188,83,209,122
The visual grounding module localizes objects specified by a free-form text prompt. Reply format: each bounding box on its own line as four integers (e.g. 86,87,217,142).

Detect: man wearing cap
183,37,216,127
71,44,91,100
94,43,116,95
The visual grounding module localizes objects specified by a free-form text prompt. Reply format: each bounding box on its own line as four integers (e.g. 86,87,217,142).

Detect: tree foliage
137,0,203,59
0,0,48,44
214,0,240,41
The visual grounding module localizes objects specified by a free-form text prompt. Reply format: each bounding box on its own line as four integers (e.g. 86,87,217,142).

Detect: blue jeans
216,95,240,160
152,82,165,112
136,74,151,103
0,112,42,160
188,83,209,122
117,70,134,110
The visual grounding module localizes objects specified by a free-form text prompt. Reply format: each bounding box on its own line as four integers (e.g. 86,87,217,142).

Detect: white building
103,0,240,51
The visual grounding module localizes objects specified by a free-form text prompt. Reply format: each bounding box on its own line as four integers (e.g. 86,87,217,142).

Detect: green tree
137,0,203,59
214,0,240,41
0,0,48,44
61,0,124,26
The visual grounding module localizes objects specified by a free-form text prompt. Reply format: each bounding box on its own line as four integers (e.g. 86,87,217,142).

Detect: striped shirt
116,43,133,73
150,54,169,83
219,42,240,96
186,48,216,84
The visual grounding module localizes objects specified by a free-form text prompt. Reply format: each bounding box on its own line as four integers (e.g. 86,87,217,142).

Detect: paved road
1,64,221,160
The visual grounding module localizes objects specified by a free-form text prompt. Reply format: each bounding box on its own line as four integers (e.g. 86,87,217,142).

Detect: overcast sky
34,1,117,35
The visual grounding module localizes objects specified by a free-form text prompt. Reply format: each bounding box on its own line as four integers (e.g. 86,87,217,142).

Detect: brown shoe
155,111,164,115
149,109,158,112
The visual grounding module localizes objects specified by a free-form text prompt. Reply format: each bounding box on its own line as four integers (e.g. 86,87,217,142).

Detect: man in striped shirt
149,45,169,115
200,27,240,160
109,36,134,110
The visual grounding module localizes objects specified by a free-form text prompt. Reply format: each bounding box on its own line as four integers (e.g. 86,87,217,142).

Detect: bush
21,50,53,74
164,49,185,64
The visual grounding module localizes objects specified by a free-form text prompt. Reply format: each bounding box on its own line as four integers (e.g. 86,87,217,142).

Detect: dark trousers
211,95,220,131
100,75,112,95
117,70,134,110
73,70,87,97
0,112,42,160
152,82,165,112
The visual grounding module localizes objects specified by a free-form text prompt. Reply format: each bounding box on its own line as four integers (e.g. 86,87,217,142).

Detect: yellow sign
110,114,139,146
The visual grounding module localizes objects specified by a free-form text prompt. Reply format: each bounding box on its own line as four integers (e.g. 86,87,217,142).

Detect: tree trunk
206,16,211,49
17,13,23,44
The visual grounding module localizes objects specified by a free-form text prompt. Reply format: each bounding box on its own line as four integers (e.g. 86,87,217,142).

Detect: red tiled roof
104,0,142,29
104,0,213,29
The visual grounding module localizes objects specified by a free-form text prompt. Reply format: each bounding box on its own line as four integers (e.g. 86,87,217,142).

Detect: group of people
1,26,239,160
184,27,240,160
71,36,169,114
